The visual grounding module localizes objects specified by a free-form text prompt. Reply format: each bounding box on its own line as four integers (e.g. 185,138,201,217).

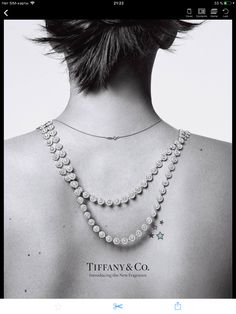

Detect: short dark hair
34,20,197,93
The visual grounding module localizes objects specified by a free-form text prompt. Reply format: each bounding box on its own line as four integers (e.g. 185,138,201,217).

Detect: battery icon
224,1,232,4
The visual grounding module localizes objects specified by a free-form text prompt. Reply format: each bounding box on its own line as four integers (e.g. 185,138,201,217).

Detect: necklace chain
54,118,161,140
37,120,190,246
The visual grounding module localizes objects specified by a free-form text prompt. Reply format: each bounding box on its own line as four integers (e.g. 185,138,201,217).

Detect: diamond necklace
42,120,185,208
37,121,190,246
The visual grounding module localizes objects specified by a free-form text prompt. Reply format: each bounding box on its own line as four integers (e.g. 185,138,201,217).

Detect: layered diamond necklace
37,120,190,246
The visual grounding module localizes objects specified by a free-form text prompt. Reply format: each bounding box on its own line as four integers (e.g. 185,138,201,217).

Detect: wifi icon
30,1,35,4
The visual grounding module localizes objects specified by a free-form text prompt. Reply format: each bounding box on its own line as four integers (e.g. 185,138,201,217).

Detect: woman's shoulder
176,130,231,231
182,132,232,239
5,129,49,174
5,129,43,153
187,132,231,154
4,129,57,200
183,132,231,171
4,129,60,237
182,132,231,194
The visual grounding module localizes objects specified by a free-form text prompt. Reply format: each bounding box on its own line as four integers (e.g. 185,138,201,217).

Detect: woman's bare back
4,123,232,298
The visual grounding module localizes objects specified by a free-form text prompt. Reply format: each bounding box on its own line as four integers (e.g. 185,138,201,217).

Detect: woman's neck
57,58,161,136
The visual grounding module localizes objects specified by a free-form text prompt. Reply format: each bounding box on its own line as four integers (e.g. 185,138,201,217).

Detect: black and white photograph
4,19,232,298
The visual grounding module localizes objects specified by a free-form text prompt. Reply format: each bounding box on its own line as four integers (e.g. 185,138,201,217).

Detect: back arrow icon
4,9,8,17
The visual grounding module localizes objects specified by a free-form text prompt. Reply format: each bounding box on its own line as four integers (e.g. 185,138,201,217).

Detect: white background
4,20,232,142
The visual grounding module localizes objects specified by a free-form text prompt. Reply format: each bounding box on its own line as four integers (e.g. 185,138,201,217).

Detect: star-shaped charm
156,232,164,240
160,220,164,225
149,233,154,238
